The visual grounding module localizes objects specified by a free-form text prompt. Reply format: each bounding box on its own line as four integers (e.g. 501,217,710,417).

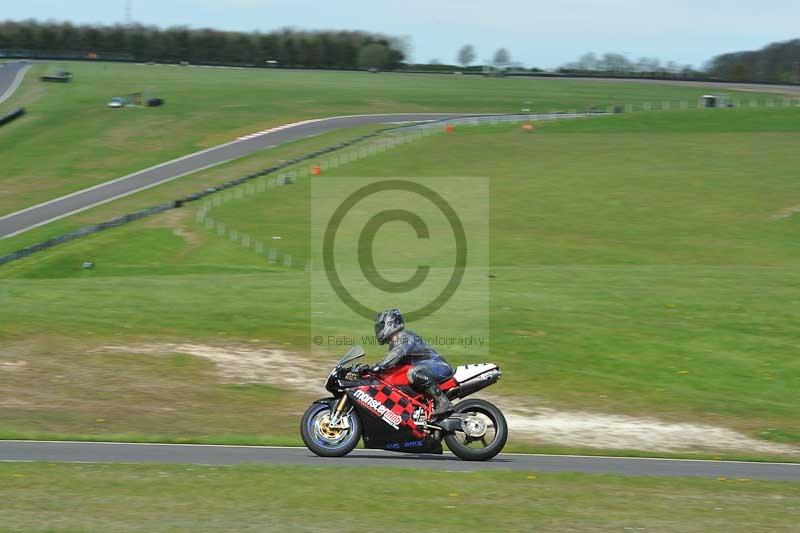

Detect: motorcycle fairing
347,384,426,441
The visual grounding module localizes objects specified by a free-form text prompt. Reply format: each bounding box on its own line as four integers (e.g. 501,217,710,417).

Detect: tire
444,398,508,461
300,401,362,458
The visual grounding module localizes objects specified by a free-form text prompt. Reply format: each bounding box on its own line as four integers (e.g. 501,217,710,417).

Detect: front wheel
300,401,362,457
444,398,508,461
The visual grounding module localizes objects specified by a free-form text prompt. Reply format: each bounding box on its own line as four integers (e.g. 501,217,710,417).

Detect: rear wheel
444,398,508,461
300,401,361,457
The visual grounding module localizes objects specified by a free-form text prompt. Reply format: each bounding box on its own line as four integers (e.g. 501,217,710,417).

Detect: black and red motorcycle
300,345,507,461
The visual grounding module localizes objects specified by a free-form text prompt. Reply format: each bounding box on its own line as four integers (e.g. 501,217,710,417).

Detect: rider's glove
353,364,372,377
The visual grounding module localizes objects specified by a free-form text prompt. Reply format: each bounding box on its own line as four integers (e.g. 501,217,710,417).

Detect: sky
4,0,799,69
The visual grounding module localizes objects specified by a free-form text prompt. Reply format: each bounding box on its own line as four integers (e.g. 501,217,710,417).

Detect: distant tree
389,35,411,63
577,52,598,70
599,53,631,72
634,56,661,72
730,63,751,81
664,60,680,73
457,44,476,67
357,43,390,69
707,38,800,82
493,47,510,67
37,24,58,50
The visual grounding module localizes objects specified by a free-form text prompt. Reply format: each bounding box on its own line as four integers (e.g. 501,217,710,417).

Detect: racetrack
0,60,31,106
0,111,591,239
0,112,479,239
1,441,798,480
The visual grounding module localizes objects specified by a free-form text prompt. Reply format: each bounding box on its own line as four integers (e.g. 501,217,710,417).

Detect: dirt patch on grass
94,342,328,394
490,397,798,455
94,342,799,455
769,204,800,221
0,360,28,371
141,209,202,257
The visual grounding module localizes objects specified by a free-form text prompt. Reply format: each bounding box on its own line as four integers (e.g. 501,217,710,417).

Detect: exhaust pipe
447,369,501,399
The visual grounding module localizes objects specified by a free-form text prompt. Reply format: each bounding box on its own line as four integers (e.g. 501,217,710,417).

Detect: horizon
2,1,799,69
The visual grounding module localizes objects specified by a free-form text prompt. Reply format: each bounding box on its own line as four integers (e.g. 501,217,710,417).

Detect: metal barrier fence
0,107,25,127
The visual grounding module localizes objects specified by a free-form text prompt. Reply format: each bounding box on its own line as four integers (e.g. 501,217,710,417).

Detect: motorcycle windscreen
336,345,366,367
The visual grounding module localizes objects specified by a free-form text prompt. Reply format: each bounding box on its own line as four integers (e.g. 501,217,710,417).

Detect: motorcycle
300,345,507,461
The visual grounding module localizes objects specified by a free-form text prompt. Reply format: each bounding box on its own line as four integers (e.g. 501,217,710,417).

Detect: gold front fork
334,396,349,417
328,396,350,429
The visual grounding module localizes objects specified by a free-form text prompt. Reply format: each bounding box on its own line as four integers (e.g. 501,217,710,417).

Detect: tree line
2,19,797,83
453,46,696,77
559,52,696,76
0,20,405,69
707,39,800,83
453,44,800,84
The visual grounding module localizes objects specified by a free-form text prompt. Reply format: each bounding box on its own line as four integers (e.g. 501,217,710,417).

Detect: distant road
1,441,799,480
0,112,485,239
0,61,31,105
520,74,800,95
0,111,589,240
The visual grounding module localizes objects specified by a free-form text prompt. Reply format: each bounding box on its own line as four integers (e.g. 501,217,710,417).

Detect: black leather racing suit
374,329,454,392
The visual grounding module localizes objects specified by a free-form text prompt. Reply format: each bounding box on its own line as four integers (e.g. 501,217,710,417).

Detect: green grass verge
2,108,800,456
2,463,799,531
0,122,384,257
0,60,783,215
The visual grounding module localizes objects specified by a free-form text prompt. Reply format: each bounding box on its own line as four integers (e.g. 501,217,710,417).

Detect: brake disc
461,414,488,438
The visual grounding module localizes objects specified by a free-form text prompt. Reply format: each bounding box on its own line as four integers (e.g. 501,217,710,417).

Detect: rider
367,308,455,418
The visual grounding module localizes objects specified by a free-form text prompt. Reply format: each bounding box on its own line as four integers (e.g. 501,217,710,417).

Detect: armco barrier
0,108,25,127
0,204,173,266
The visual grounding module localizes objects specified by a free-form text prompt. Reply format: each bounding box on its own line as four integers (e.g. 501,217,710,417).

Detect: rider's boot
425,383,454,419
408,366,455,420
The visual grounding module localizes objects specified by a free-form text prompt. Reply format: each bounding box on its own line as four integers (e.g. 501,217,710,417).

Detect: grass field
0,120,386,257
2,106,799,457
2,462,798,531
0,60,785,216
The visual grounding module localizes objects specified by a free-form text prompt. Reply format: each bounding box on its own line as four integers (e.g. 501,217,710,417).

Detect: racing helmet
375,308,404,345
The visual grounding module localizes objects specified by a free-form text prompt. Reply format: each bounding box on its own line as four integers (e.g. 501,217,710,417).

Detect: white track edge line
0,159,233,239
0,112,472,226
0,141,243,224
0,62,31,105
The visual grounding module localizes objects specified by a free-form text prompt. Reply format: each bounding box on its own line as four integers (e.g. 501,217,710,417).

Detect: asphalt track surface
1,441,798,480
0,112,482,239
0,61,31,106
